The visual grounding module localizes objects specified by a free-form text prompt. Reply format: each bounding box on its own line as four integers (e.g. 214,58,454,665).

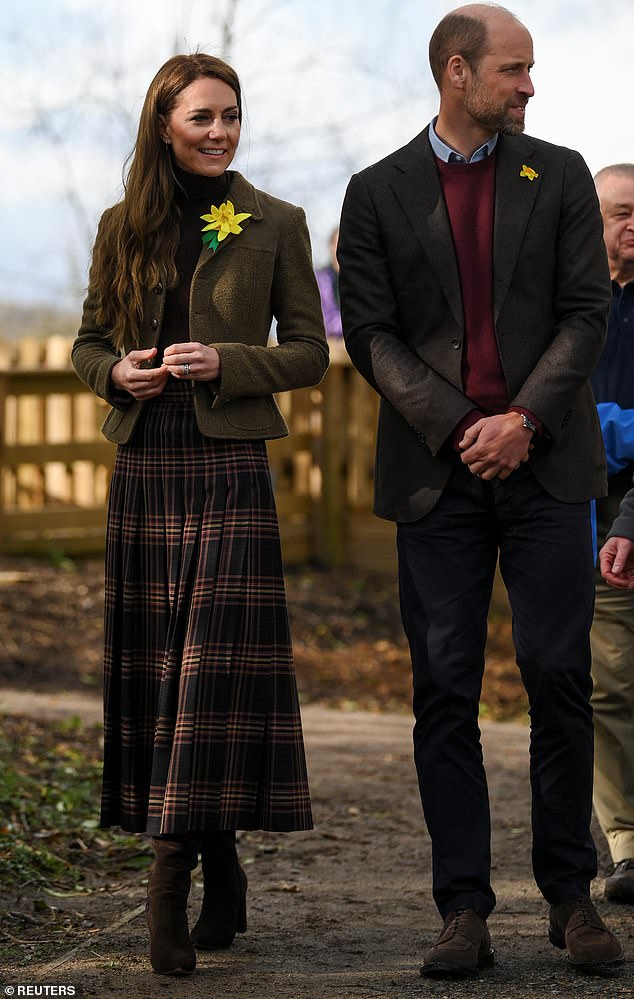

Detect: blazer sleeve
508,151,611,440
211,206,329,406
607,485,634,542
338,172,475,455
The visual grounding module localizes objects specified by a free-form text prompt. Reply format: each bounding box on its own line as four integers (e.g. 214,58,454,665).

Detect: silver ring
183,362,190,376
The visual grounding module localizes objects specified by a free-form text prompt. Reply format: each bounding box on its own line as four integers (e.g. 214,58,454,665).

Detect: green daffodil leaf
202,231,220,252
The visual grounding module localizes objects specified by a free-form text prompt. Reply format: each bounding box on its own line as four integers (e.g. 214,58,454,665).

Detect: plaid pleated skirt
100,380,312,835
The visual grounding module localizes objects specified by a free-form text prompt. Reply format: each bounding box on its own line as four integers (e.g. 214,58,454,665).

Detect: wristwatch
520,413,537,434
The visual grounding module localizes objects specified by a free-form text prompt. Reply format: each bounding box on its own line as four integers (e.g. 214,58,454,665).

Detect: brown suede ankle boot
191,831,248,950
146,835,199,975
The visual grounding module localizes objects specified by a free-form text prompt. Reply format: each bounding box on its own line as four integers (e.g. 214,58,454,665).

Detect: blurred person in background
315,226,343,339
590,163,634,905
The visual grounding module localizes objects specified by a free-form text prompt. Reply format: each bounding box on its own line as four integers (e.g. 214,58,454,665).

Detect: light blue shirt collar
429,117,498,163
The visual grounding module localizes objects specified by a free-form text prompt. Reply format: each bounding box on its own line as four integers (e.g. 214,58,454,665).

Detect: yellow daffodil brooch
200,200,252,251
520,164,539,181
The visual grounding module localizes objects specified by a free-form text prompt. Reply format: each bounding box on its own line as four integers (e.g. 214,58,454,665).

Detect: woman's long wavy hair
90,53,242,351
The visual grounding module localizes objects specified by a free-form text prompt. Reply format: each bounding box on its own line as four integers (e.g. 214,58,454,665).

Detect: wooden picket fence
0,337,396,568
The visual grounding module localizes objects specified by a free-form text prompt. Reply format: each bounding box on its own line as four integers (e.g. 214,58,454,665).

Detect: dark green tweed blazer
72,171,329,443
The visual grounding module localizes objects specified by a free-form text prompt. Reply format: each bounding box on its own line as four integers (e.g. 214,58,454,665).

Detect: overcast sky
1,0,633,312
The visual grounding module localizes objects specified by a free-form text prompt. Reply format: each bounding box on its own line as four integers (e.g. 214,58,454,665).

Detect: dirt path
1,693,632,998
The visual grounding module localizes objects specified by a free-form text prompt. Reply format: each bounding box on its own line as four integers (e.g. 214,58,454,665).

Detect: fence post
0,340,395,568
0,372,7,550
319,362,347,565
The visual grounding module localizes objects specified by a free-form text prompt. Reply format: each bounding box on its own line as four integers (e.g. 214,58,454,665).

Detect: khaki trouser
591,577,634,861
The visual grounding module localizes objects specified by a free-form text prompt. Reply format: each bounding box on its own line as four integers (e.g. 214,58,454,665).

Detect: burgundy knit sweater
436,152,508,416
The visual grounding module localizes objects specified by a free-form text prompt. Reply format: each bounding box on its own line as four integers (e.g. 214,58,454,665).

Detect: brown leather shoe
548,896,624,970
604,859,634,904
420,909,494,977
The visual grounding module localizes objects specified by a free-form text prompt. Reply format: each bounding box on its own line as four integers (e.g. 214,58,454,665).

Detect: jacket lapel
193,171,264,274
493,134,542,321
388,129,464,328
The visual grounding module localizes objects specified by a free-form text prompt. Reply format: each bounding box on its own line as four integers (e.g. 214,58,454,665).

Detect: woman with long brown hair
72,52,328,976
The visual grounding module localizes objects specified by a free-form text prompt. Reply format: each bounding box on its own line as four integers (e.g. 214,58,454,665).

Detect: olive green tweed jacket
72,172,329,443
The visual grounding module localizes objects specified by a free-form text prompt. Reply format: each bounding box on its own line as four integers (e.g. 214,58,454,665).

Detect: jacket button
154,282,163,294
451,338,462,350
150,318,159,330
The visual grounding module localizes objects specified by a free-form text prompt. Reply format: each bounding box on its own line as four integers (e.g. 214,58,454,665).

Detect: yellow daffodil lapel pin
519,164,539,181
200,200,252,251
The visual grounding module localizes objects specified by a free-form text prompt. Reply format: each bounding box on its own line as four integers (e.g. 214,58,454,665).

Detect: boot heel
191,857,248,949
237,879,247,933
548,929,565,950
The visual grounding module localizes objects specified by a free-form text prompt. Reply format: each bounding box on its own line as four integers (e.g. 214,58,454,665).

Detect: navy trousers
397,461,598,919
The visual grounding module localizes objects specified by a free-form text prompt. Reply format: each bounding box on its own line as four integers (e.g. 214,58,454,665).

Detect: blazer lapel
193,171,263,274
493,134,542,321
388,130,463,328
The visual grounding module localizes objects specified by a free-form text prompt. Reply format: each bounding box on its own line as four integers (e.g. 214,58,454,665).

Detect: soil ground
0,557,526,719
1,558,632,998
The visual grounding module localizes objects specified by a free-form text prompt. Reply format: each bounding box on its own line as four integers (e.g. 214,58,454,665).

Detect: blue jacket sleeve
597,402,634,476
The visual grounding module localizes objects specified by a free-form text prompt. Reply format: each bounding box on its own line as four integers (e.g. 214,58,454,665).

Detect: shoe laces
444,908,470,938
576,896,595,924
570,895,606,931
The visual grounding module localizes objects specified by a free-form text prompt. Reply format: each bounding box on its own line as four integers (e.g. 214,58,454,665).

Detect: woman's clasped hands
163,342,221,383
111,343,221,401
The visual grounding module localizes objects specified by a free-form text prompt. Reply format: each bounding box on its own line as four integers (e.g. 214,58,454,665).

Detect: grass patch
0,715,150,890
0,715,151,965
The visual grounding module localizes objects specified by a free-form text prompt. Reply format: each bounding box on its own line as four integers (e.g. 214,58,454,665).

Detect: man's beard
463,77,527,136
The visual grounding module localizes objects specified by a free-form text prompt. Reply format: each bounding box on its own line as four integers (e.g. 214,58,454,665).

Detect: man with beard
338,2,624,978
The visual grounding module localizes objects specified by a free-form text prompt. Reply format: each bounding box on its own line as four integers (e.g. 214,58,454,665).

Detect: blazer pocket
223,395,278,432
102,405,126,436
101,401,140,443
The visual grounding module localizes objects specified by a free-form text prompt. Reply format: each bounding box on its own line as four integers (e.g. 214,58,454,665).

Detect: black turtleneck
158,165,231,357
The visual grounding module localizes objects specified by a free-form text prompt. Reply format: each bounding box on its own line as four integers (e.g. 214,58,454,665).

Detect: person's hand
163,342,221,382
599,536,634,589
459,412,533,480
110,348,168,400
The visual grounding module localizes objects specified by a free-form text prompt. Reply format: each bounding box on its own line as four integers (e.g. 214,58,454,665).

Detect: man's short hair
428,4,519,90
594,164,634,186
